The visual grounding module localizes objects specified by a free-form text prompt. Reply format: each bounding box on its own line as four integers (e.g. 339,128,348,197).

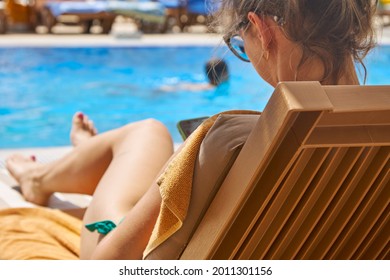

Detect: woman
5,0,378,259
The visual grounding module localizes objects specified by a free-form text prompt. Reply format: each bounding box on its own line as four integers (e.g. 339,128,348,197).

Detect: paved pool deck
0,17,389,47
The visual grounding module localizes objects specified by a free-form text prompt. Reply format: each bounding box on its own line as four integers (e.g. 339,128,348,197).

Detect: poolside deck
0,18,223,47
0,17,389,47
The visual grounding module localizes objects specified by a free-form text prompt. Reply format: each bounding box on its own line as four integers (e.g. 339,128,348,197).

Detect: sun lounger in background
377,0,390,27
145,82,390,260
180,0,219,31
107,0,167,33
36,0,170,34
183,0,215,29
157,0,219,32
0,1,6,33
157,0,186,31
3,0,36,32
36,0,117,34
0,0,220,34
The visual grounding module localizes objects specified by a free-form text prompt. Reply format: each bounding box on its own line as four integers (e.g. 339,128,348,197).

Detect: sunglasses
224,15,284,63
223,19,251,62
224,34,250,62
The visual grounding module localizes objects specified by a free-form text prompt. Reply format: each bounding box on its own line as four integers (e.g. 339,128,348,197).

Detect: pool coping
1,31,389,48
0,33,224,47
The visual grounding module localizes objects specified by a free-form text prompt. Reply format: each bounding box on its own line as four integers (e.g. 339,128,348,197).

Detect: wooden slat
297,147,384,259
326,154,389,259
317,111,390,127
358,208,389,260
263,148,358,259
249,148,341,259
323,85,390,112
346,189,389,260
279,147,365,259
306,126,390,147
211,128,303,259
355,204,389,260
236,148,326,259
213,111,326,259
310,148,388,259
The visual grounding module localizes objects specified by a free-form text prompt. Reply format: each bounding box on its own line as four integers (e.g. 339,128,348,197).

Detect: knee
138,118,172,140
120,118,173,145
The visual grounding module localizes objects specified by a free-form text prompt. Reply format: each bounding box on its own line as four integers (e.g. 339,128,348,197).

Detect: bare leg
80,123,176,257
6,118,174,205
6,111,100,204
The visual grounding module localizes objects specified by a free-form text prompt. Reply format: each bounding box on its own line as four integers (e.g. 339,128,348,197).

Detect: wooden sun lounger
109,1,167,34
377,2,390,27
181,82,390,260
149,81,389,260
37,1,116,34
0,2,6,34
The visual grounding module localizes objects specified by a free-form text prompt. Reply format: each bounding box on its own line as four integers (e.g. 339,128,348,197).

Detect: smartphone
177,116,209,140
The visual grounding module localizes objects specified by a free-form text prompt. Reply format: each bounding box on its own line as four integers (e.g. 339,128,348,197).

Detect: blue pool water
0,45,389,148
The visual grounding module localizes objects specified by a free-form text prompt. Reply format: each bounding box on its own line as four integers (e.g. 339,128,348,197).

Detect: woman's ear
247,12,273,53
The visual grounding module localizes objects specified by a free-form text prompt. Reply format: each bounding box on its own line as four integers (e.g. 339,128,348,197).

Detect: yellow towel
143,115,217,257
0,207,81,260
144,110,257,258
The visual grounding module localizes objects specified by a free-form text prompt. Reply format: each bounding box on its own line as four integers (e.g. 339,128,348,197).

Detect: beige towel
144,110,258,257
0,207,81,260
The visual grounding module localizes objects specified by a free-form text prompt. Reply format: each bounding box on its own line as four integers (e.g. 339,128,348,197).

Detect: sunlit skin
241,13,359,87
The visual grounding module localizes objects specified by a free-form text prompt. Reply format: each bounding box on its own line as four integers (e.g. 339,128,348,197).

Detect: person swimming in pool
157,58,229,92
69,58,228,146
5,0,378,260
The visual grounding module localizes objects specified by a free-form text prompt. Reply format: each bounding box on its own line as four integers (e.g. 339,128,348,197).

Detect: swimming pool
0,45,389,148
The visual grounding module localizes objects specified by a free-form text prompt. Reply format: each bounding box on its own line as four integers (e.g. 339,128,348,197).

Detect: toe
5,154,34,177
73,112,84,126
88,120,97,135
6,154,30,164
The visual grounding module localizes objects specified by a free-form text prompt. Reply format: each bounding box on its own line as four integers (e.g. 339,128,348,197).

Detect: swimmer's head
205,58,229,86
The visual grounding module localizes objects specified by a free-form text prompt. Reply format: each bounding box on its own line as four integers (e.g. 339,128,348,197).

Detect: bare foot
70,112,97,146
5,154,52,206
